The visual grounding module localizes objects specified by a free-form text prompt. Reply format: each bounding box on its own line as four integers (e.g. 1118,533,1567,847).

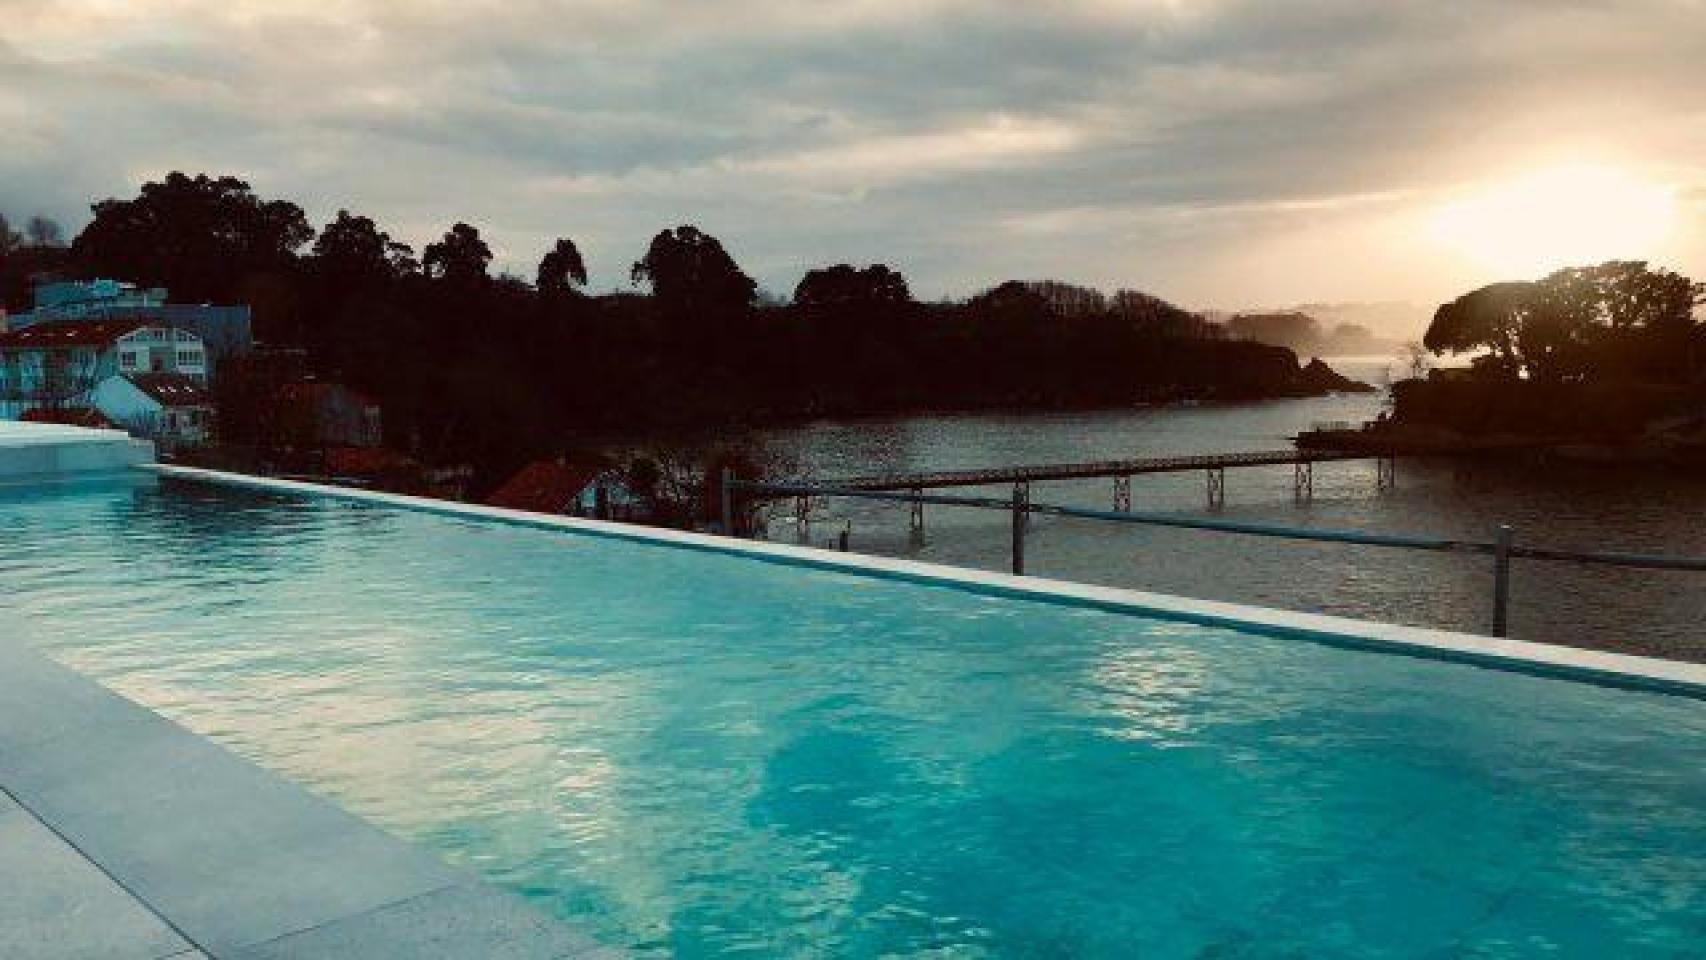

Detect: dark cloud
1,0,1700,304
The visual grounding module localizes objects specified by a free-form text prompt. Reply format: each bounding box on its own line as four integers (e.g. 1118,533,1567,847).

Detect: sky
2,0,1703,312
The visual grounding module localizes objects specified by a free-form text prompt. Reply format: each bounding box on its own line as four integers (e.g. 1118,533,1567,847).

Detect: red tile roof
485,460,609,514
20,406,116,428
0,318,149,348
125,372,209,407
325,446,417,477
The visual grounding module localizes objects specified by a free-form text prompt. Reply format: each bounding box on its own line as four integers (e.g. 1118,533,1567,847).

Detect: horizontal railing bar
1510,545,1706,572
1024,501,1487,553
745,482,1020,512
732,480,1706,573
737,481,1482,552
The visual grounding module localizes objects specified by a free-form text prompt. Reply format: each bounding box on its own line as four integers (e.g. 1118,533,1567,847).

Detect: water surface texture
7,476,1706,957
752,361,1706,660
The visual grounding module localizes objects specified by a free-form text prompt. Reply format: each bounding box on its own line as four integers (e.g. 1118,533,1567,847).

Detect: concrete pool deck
0,641,616,959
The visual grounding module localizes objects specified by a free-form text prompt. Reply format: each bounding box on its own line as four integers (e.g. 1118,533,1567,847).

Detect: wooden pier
767,449,1402,534
851,449,1393,516
838,449,1384,492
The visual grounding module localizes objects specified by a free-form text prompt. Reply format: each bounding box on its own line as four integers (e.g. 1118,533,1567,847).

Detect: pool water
6,475,1706,958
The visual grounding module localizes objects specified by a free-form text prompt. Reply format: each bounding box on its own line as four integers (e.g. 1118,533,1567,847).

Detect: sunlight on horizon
1424,164,1679,280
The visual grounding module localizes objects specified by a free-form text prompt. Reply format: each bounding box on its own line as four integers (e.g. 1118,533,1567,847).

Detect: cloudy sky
2,0,1703,310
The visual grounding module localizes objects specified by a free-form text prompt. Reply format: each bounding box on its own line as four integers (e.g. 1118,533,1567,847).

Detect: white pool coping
0,420,153,481
144,463,1706,700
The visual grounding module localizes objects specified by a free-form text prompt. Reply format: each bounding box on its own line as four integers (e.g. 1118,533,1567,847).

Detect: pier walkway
815,448,1400,511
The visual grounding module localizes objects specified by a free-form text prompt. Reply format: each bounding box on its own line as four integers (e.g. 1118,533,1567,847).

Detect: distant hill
1287,301,1431,345
1198,301,1430,358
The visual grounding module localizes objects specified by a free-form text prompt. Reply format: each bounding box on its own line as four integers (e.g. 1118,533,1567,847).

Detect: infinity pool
6,474,1706,957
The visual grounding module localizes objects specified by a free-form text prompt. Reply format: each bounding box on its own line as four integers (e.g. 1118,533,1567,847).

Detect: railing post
719,467,734,536
1010,484,1026,575
1294,461,1312,502
1492,524,1514,637
1206,467,1225,509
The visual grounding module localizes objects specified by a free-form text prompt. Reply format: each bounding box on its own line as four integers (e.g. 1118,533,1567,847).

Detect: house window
120,352,136,369
177,350,201,366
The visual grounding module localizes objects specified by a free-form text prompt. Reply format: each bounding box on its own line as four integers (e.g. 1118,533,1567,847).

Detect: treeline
0,212,71,306
2,173,1337,480
1423,262,1704,385
1393,262,1706,439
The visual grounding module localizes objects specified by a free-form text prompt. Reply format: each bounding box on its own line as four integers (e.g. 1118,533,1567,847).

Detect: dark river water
752,361,1706,662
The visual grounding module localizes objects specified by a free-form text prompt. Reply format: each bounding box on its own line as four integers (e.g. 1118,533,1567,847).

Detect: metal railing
724,475,1706,638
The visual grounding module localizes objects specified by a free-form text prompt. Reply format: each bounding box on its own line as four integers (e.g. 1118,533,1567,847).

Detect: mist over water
756,361,1706,661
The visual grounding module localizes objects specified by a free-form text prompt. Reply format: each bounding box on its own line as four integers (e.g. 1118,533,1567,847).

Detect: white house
7,278,252,375
0,318,208,420
88,373,214,451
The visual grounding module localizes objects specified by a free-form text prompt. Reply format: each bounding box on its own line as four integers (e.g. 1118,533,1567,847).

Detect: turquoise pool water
6,475,1706,958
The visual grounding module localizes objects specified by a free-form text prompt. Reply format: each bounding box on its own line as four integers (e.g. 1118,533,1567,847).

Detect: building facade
0,319,208,420
5,279,252,375
88,373,215,451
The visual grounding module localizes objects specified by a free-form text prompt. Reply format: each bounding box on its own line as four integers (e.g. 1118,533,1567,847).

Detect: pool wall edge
140,463,1706,700
0,640,617,958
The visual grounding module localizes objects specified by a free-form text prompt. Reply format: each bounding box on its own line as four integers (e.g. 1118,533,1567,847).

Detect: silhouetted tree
312,210,416,285
72,173,312,302
1425,281,1534,377
537,237,588,294
786,264,919,407
631,225,756,315
422,222,492,284
24,216,64,248
1025,280,1106,317
794,264,910,307
1426,264,1704,384
0,212,71,309
24,174,1371,494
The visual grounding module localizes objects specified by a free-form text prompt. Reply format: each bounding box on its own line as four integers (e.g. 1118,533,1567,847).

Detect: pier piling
1011,485,1027,575
1492,525,1514,637
1377,456,1396,492
719,467,734,535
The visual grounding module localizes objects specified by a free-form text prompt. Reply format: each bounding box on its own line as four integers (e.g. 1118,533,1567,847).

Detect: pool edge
0,640,618,958
141,463,1706,700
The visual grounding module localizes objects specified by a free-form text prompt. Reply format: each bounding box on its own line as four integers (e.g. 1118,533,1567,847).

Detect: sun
1425,164,1678,278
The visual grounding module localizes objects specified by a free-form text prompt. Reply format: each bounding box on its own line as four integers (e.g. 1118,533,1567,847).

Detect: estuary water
755,361,1706,661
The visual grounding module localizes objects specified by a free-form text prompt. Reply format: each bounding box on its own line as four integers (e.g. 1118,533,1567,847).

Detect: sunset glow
1425,165,1679,278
